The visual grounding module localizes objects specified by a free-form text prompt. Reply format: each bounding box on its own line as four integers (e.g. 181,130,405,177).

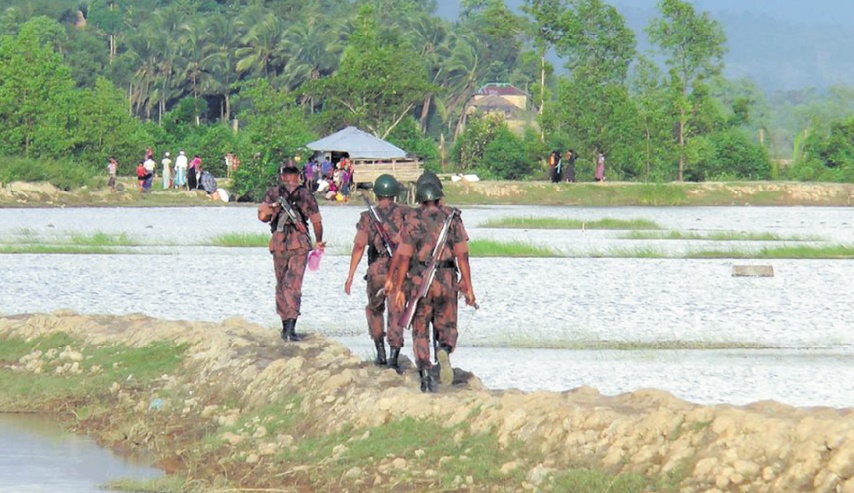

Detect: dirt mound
1,312,852,492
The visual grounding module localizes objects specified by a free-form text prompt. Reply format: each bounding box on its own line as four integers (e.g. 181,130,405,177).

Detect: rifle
398,209,459,330
362,195,394,257
276,194,312,243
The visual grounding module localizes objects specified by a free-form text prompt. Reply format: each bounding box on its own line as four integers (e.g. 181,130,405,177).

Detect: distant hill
437,0,854,93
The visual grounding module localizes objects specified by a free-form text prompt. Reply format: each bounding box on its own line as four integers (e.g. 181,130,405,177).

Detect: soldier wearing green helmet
385,177,476,393
345,174,411,372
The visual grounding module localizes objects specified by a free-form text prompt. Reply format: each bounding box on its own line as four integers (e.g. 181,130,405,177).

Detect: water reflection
0,205,852,408
0,413,162,493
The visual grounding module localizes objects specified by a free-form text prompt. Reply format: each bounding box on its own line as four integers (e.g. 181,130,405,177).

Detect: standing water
0,205,853,408
0,413,163,492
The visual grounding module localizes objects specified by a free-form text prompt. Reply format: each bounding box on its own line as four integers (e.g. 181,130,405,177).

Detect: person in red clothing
135,161,146,193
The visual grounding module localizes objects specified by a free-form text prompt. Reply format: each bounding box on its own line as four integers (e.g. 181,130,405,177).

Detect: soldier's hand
464,288,477,308
344,276,353,295
383,278,395,296
315,241,326,250
392,289,406,312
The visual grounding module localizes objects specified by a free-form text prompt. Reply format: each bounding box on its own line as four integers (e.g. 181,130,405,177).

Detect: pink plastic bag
307,248,323,272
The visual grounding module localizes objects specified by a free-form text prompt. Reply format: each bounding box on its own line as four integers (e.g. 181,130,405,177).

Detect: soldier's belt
420,260,456,269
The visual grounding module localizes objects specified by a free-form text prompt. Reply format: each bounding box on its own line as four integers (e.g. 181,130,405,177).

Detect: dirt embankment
1,312,853,492
3,180,854,207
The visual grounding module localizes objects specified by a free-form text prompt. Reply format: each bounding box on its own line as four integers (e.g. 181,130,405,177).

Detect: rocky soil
1,312,853,492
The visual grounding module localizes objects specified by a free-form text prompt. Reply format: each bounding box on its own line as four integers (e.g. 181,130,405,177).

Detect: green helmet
373,174,400,198
416,171,443,191
416,181,443,203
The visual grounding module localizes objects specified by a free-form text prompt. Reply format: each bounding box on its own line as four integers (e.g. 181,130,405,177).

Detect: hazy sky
435,0,854,91
435,0,854,25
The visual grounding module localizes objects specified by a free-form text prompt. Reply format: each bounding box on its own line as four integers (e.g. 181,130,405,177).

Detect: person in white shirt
174,151,188,189
161,152,172,189
143,156,156,191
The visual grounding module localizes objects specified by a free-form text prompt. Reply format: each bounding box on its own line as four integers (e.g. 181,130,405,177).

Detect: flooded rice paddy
1,204,853,408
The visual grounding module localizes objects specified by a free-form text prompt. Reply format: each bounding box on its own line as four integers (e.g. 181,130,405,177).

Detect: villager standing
161,152,172,190
386,181,476,393
548,150,561,183
174,151,188,189
188,155,202,190
565,149,577,183
595,152,606,182
143,155,156,192
257,162,325,342
344,175,409,370
106,157,117,192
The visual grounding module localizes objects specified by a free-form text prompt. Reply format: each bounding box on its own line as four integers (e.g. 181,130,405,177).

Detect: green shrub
0,156,96,190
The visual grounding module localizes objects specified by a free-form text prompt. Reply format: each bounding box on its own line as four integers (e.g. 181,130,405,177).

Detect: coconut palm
204,11,244,122
236,13,285,79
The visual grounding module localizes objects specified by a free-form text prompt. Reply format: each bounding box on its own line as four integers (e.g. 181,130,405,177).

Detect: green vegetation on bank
621,231,823,241
478,338,773,351
209,233,269,248
0,333,186,409
480,216,661,230
0,331,676,493
468,239,562,257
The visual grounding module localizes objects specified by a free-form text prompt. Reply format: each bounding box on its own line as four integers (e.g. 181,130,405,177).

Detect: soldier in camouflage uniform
345,174,409,371
386,181,476,392
257,162,325,342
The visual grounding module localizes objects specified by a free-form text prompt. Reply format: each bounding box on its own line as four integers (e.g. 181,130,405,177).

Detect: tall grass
209,232,269,247
480,216,661,230
69,231,138,246
688,244,854,259
469,239,562,257
635,183,688,206
621,231,823,241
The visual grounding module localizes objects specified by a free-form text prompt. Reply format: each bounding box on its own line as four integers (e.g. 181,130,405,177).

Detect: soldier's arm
455,245,476,306
345,225,369,295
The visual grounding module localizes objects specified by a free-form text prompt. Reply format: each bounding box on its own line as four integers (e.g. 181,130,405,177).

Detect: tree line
0,0,852,200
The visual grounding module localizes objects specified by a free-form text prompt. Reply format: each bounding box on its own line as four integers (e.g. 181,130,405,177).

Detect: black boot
419,369,434,393
388,347,402,374
281,319,302,342
374,339,387,365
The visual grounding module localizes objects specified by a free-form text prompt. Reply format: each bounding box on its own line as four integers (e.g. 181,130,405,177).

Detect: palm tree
401,13,452,133
236,13,285,79
438,33,483,140
204,11,244,122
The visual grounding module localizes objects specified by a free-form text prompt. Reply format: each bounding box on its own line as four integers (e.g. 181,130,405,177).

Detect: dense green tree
231,79,317,200
0,18,76,158
73,77,146,168
559,0,635,84
305,6,434,139
647,0,727,181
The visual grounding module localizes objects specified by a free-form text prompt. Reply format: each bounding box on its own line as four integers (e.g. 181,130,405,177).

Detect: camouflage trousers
366,259,404,348
272,249,308,321
410,268,459,370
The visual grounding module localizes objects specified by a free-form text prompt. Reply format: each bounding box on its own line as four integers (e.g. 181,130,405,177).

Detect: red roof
478,84,525,97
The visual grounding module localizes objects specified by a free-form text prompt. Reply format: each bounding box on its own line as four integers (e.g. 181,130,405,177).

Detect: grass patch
480,216,661,230
469,239,562,257
0,333,187,409
270,416,531,488
635,183,689,206
477,338,772,350
552,467,648,493
622,230,823,241
68,231,139,246
105,476,193,493
0,245,121,254
687,244,854,259
209,232,269,247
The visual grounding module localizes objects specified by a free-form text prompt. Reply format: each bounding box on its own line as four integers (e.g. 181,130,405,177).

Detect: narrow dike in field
0,313,849,493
